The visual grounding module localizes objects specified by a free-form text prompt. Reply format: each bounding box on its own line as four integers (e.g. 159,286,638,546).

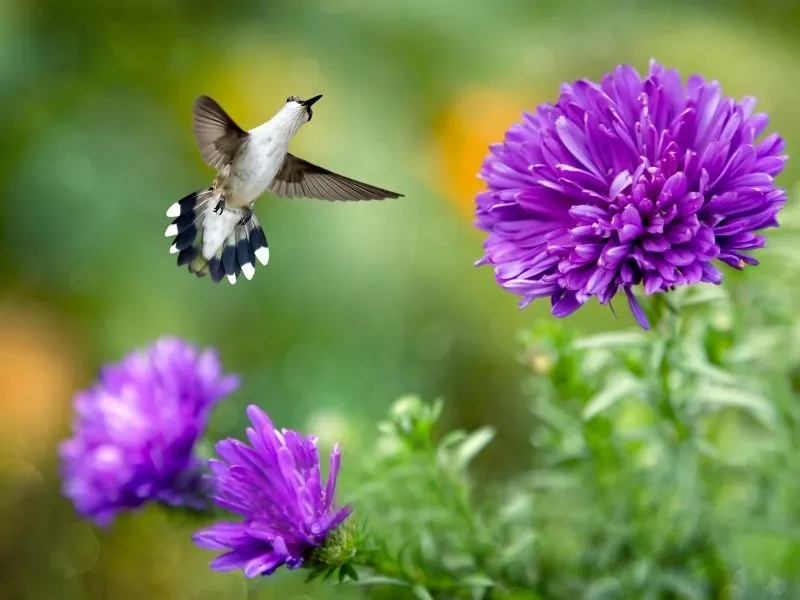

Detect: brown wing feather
192,96,249,169
268,154,403,201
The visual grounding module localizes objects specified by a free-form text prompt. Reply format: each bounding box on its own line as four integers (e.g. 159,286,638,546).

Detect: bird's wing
192,96,249,169
267,153,403,201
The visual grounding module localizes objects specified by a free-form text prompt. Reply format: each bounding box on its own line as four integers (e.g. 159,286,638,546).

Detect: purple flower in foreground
476,60,788,328
193,405,352,577
59,337,239,526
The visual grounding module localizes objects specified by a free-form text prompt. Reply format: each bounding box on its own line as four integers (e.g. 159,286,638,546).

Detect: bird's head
279,94,323,130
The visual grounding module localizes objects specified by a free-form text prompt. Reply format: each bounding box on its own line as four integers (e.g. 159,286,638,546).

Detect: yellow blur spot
177,38,330,135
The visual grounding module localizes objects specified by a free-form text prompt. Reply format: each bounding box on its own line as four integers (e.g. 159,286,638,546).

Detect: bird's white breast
230,129,287,204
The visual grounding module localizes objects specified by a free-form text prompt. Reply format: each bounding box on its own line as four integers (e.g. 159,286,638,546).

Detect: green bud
306,518,358,570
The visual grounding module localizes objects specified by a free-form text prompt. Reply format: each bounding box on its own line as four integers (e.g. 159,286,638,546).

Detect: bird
165,94,403,284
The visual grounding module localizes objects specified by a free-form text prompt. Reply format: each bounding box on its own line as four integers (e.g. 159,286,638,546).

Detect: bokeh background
3,0,800,598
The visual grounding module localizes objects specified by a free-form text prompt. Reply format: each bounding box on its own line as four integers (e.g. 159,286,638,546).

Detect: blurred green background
2,0,800,598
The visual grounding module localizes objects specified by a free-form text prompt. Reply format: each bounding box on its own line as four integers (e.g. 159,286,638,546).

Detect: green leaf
454,426,496,468
677,284,728,308
337,564,361,584
412,585,434,600
653,572,705,599
679,360,737,385
344,563,359,582
463,574,495,588
582,375,643,420
693,384,776,426
305,568,326,583
438,430,468,450
573,331,648,350
584,577,623,600
351,575,410,587
430,398,444,423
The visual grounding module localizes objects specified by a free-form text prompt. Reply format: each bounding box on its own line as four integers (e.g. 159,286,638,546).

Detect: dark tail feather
165,189,220,280
165,192,270,284
218,212,270,285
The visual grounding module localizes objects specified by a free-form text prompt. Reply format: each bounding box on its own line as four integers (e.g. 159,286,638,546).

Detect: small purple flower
476,60,788,328
193,405,352,577
59,337,239,526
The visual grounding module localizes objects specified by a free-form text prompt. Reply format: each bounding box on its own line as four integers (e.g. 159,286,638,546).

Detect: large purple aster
193,405,352,577
476,60,788,328
59,337,239,526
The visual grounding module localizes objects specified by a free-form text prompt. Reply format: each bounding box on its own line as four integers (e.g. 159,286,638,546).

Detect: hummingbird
165,94,403,284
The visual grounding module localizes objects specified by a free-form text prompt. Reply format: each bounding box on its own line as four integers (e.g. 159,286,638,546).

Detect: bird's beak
300,94,323,107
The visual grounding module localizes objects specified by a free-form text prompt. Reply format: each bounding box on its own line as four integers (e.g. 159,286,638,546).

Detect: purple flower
193,405,352,577
59,337,239,526
476,60,788,328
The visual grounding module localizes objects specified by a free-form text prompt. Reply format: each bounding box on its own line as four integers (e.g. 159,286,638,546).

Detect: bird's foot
213,198,225,215
237,208,253,227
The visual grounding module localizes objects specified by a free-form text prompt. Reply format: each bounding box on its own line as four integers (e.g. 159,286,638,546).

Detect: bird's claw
238,209,253,227
213,198,225,215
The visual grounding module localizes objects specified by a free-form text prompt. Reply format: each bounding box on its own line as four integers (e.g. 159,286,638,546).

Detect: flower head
59,337,239,526
193,405,352,577
476,60,788,328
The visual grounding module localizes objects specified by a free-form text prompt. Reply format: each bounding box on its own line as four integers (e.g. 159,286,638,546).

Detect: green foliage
504,285,800,599
344,285,800,599
348,395,499,599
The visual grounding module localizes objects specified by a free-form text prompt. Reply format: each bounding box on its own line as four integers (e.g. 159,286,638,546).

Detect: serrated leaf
412,585,434,600
574,331,647,350
582,375,642,420
693,384,776,426
454,427,496,468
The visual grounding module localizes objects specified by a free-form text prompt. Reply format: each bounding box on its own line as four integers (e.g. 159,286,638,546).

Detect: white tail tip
255,247,270,266
166,203,181,218
169,244,179,254
164,224,179,237
227,274,237,285
241,263,255,280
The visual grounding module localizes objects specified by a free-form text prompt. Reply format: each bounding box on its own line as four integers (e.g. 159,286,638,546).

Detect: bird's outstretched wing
268,153,403,201
192,96,249,169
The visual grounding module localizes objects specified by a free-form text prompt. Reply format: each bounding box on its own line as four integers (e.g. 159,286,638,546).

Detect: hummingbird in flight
165,94,403,284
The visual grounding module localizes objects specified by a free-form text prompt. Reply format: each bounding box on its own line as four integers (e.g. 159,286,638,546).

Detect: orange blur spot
0,302,80,464
430,89,531,221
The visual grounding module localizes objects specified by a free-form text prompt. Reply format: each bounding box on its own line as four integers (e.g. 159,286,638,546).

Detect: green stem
649,294,690,442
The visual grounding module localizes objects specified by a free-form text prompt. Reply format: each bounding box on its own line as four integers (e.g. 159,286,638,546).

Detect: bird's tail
165,190,270,284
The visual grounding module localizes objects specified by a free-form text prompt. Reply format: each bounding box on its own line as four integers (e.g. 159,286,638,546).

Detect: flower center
557,161,720,301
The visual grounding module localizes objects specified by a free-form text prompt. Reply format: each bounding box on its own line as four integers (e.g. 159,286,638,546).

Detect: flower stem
649,294,690,442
